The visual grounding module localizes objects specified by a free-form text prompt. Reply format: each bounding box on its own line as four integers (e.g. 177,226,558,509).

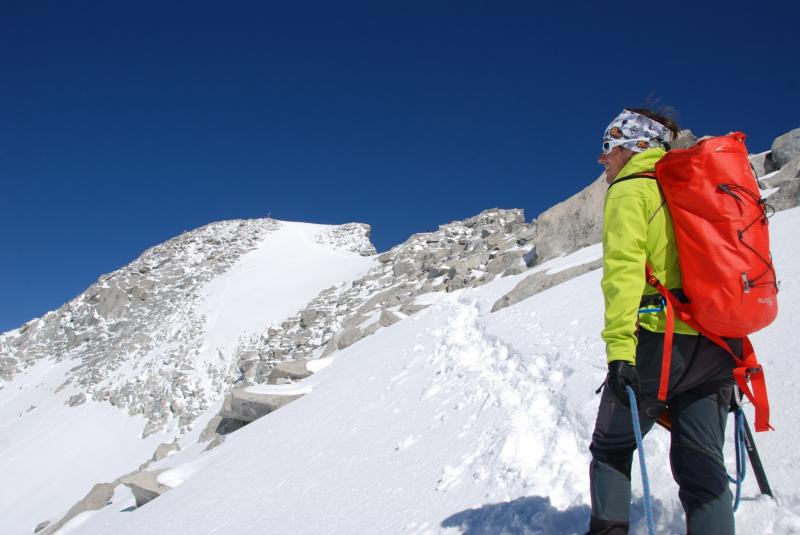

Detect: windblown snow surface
42,207,799,535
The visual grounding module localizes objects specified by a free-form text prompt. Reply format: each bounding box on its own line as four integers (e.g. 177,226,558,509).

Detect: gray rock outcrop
66,393,86,407
151,442,180,462
670,129,698,150
772,128,800,169
314,223,378,256
121,470,171,507
765,157,800,211
219,387,306,423
492,259,603,312
526,176,606,264
267,359,313,383
38,483,115,534
750,151,777,178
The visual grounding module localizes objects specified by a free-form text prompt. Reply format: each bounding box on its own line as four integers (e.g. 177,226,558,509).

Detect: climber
586,108,738,535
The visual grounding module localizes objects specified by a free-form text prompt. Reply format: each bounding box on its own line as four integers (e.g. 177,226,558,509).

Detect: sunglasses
602,137,650,155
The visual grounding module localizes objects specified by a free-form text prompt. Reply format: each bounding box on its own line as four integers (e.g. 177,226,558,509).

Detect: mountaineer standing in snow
586,109,737,535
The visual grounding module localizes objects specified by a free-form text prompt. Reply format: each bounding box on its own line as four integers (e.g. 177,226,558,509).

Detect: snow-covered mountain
2,128,800,534
0,219,377,532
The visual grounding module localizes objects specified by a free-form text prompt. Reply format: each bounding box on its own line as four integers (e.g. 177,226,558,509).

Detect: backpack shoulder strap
607,172,657,191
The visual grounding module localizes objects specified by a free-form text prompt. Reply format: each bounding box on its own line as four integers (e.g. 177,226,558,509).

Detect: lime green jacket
601,148,698,363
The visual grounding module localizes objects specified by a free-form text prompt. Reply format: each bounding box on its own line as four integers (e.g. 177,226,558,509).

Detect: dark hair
625,107,680,141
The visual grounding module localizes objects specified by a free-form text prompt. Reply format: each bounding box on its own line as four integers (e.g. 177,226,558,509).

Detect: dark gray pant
587,329,737,535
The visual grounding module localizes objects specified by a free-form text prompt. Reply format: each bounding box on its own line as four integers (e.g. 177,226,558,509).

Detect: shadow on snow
441,495,682,534
441,496,590,535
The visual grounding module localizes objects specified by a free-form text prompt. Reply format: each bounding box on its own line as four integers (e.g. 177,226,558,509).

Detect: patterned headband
603,110,672,153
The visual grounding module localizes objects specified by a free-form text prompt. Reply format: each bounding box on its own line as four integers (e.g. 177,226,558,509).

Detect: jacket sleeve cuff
605,344,636,364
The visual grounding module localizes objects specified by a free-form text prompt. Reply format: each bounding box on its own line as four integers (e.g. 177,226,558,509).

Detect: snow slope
68,208,800,535
0,221,374,534
198,221,373,352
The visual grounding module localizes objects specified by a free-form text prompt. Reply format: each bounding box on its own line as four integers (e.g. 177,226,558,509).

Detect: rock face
759,127,800,212
526,176,606,264
220,387,306,423
38,483,115,535
315,223,378,256
122,470,171,507
492,259,603,312
772,128,800,169
750,151,777,178
151,442,180,462
766,157,800,211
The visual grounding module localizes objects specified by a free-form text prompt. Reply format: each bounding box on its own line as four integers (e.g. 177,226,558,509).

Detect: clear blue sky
2,1,798,332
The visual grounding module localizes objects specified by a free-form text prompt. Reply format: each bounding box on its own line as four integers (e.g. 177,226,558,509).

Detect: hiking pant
587,328,738,535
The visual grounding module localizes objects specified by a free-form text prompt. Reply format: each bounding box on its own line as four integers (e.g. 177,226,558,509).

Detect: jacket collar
612,148,666,184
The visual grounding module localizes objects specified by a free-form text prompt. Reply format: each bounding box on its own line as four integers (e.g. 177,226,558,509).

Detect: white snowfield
198,221,374,352
48,208,800,535
0,221,374,535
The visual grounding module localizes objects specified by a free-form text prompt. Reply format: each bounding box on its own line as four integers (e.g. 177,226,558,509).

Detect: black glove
606,360,640,406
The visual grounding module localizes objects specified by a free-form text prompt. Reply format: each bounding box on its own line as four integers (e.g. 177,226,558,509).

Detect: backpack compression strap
645,265,772,432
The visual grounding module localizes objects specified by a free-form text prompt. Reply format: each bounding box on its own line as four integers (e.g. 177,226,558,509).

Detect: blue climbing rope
728,407,747,512
627,385,656,535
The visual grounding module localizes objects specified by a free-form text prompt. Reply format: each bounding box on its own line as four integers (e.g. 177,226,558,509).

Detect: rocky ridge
228,208,537,389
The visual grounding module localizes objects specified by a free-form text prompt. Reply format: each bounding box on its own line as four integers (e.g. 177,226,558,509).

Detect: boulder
392,260,415,277
379,309,402,327
760,157,800,189
337,321,382,350
38,483,115,534
515,225,537,245
457,252,491,271
670,129,698,149
502,264,529,277
0,356,17,381
485,250,530,275
220,387,306,423
198,415,246,444
151,442,180,462
486,234,516,251
772,128,800,169
320,334,340,357
130,279,155,301
399,302,430,315
444,266,471,292
65,393,86,407
299,309,318,328
492,259,603,312
765,158,800,211
269,359,313,382
749,151,777,178
122,470,170,507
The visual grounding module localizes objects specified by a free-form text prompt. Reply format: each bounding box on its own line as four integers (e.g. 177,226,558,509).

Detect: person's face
598,145,634,184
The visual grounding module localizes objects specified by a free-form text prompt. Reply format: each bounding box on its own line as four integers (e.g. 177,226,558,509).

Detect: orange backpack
646,133,778,431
